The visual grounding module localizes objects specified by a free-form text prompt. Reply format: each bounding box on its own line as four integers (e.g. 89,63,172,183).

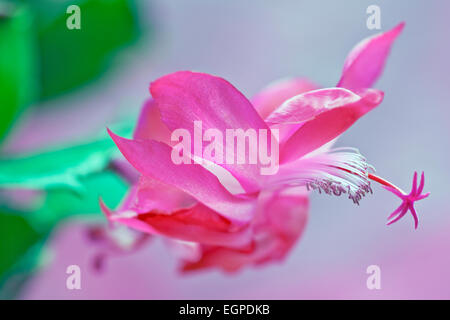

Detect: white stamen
268,148,374,205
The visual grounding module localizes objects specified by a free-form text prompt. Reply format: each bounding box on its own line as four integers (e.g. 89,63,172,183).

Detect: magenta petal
150,71,270,192
101,175,194,217
133,176,197,214
100,199,157,234
337,22,405,90
133,99,172,144
275,88,384,163
108,129,256,223
137,204,253,247
251,77,319,119
181,192,309,273
266,88,362,125
101,184,252,247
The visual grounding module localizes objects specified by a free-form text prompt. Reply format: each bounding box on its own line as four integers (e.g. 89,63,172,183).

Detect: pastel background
1,0,449,299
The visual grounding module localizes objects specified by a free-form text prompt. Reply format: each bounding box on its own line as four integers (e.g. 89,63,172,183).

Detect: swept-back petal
137,204,252,247
108,129,256,223
150,71,270,192
133,98,172,144
100,198,157,234
101,199,252,248
101,172,195,218
266,88,361,125
251,77,319,119
181,191,309,273
337,22,405,90
132,176,197,214
270,88,384,163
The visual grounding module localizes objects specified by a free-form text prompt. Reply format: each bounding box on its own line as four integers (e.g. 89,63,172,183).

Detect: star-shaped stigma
374,171,429,229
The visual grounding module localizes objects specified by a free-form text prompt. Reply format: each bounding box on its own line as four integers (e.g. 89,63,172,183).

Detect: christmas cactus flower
100,22,429,272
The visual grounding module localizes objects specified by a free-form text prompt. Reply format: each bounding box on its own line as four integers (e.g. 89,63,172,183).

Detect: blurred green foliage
0,0,142,142
0,0,145,298
0,168,130,298
0,212,40,281
0,122,134,298
30,170,128,232
0,232,45,299
34,0,141,98
0,171,129,298
0,139,119,192
0,4,38,143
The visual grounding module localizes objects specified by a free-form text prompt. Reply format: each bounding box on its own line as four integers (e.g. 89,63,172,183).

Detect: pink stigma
368,171,430,229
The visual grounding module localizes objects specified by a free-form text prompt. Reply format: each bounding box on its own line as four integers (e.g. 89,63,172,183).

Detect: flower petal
137,204,253,247
251,77,319,119
100,198,157,234
133,98,172,144
133,176,197,214
101,199,252,248
337,22,405,90
150,71,270,192
108,129,256,223
267,88,384,163
181,191,309,273
266,87,361,125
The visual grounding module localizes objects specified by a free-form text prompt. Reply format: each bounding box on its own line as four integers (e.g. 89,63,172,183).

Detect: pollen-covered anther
306,179,348,196
306,176,372,206
275,148,374,205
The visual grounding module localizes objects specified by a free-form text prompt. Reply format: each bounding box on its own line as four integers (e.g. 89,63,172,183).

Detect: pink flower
101,22,429,272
